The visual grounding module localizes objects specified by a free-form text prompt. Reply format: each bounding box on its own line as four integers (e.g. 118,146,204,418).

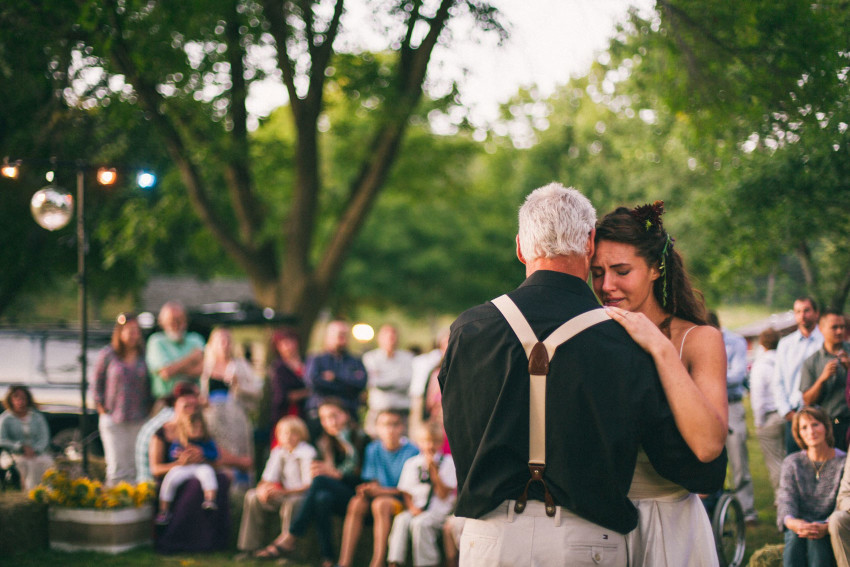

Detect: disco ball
31,185,73,231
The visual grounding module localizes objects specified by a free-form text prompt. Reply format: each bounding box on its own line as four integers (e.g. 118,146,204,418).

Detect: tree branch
400,0,424,70
305,0,344,114
313,0,454,291
795,241,818,299
104,2,275,282
262,0,302,119
280,0,345,295
224,3,265,244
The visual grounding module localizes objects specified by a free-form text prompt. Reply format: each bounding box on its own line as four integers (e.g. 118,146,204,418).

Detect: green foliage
609,1,847,137
596,0,850,309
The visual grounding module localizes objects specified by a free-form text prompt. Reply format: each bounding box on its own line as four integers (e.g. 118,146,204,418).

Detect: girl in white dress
591,202,728,567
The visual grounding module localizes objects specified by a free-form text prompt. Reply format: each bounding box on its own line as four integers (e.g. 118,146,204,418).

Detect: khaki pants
460,500,627,566
237,488,304,551
755,411,786,499
829,510,850,567
726,401,756,519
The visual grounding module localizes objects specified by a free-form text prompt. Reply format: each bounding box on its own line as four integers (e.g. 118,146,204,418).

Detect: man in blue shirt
772,297,824,454
304,320,368,439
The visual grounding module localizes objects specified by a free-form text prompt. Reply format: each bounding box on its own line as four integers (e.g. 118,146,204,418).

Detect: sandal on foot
254,542,292,560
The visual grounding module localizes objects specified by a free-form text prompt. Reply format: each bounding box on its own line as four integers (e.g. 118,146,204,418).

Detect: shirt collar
519,269,598,301
796,327,823,342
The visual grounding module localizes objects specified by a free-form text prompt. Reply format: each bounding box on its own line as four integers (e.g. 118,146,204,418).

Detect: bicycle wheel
711,492,746,567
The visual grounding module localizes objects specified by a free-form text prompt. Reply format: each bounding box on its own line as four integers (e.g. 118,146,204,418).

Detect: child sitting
237,416,317,555
388,424,457,567
156,410,219,524
337,409,419,567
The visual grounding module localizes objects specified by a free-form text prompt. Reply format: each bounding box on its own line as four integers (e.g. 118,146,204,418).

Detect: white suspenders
491,294,610,517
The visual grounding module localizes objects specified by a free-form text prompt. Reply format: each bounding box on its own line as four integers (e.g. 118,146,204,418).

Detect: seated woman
778,406,846,567
149,384,251,553
155,410,220,525
254,397,369,567
0,385,53,490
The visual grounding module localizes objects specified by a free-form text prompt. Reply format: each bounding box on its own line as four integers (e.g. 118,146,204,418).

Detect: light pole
3,157,155,475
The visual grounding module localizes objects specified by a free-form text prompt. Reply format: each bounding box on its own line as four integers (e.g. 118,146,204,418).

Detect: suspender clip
513,462,556,517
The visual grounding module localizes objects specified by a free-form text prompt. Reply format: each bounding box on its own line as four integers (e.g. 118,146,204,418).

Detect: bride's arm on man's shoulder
606,306,727,462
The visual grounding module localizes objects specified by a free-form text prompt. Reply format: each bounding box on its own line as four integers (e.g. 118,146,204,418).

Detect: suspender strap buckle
513,462,556,517
528,342,549,375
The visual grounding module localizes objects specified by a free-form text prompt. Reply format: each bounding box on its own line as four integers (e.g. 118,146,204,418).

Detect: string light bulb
1,159,19,179
96,167,117,185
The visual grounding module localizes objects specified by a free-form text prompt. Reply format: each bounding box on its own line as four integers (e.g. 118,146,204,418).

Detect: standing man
362,324,414,436
709,311,758,525
439,183,726,566
749,328,784,500
801,310,850,450
772,297,824,454
146,301,205,407
304,320,367,438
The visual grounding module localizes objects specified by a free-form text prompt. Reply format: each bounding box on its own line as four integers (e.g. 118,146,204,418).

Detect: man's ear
516,235,527,265
586,228,596,259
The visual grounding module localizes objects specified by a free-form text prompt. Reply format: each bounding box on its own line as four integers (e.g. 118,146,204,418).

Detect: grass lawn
3,395,786,566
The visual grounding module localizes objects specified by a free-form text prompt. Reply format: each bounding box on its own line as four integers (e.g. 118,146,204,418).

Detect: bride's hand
604,306,668,354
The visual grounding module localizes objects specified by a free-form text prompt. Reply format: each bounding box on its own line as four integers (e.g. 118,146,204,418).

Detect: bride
591,202,728,566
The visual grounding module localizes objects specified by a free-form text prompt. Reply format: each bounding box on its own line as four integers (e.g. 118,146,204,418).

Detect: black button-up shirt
439,270,726,534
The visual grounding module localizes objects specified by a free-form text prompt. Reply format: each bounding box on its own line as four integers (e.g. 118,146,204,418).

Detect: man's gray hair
517,182,597,260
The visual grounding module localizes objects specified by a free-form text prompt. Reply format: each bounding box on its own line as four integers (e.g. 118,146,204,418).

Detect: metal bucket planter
48,504,154,553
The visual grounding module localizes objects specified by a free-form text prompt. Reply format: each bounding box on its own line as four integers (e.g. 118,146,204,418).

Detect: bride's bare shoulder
670,319,724,353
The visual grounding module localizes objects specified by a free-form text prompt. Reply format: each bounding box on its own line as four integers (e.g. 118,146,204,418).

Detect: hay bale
0,491,48,554
748,543,784,567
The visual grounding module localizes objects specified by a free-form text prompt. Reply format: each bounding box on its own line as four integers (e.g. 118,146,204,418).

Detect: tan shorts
460,500,627,567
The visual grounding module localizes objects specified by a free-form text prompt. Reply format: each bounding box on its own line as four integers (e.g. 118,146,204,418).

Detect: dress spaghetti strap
678,326,698,359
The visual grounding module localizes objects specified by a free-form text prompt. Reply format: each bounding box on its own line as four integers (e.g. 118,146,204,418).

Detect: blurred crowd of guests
8,294,850,565
2,299,461,565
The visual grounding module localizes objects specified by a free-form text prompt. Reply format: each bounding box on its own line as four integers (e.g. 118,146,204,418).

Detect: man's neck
525,255,589,280
825,340,844,354
799,325,816,338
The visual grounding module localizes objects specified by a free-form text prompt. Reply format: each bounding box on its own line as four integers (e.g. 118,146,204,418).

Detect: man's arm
145,334,205,380
726,334,749,389
801,353,833,406
771,340,794,419
338,357,368,393
159,348,204,379
305,355,349,396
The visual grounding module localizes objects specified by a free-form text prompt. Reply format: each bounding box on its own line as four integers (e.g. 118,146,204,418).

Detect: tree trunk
796,242,821,304
829,268,850,312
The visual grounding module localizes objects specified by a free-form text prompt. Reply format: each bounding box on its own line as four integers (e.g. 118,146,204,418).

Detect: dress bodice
628,449,690,501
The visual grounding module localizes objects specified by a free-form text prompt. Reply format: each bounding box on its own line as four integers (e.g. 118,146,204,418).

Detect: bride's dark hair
595,203,708,326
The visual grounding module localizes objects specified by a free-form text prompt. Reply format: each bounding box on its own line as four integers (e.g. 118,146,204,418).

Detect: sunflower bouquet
29,468,155,509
